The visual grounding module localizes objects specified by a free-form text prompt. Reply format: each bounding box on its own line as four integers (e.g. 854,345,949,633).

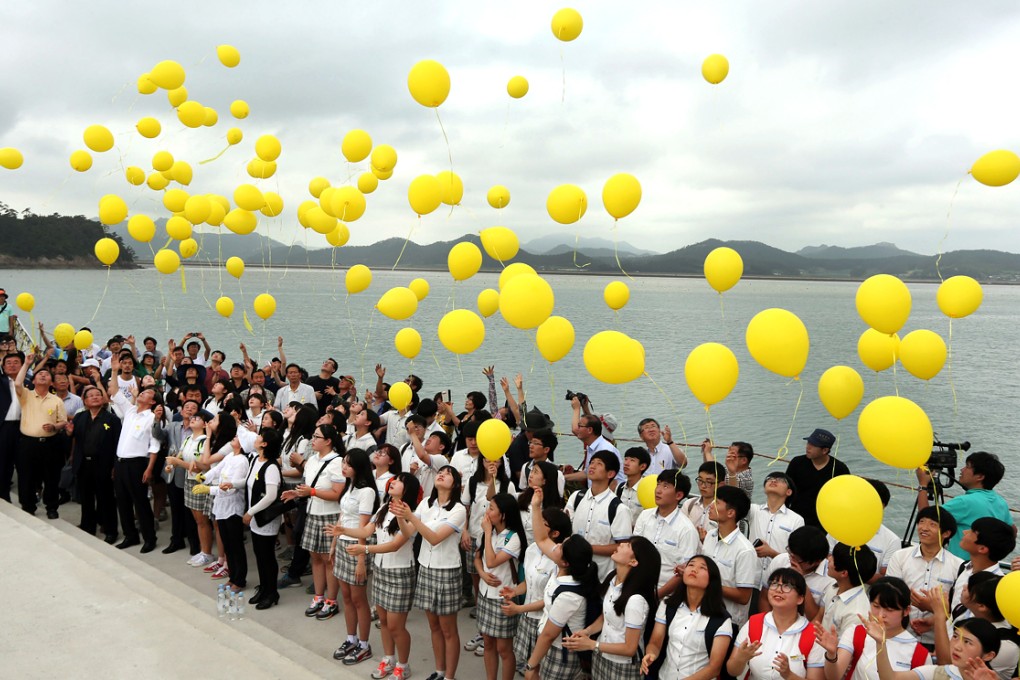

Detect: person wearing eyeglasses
762,526,835,621
682,461,725,542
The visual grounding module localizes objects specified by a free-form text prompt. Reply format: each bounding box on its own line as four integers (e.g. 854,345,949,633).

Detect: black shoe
46,510,59,520
315,601,339,621
140,541,157,554
249,586,263,605
255,593,279,610
117,538,140,550
161,542,185,555
333,640,358,660
277,574,302,589
304,599,325,617
104,535,118,545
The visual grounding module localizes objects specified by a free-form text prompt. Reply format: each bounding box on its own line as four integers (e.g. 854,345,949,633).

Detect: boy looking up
701,485,757,627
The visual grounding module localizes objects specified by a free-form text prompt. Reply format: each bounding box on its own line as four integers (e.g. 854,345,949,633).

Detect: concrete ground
1,494,494,680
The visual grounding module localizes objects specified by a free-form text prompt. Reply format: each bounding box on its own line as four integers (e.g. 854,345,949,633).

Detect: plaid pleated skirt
333,540,370,585
184,479,212,515
371,565,416,613
592,652,640,680
540,646,580,680
514,615,540,667
300,512,339,554
413,565,462,615
477,595,518,638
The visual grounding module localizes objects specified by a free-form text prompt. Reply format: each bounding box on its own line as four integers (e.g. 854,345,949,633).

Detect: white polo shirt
540,575,586,648
337,486,377,538
646,441,676,475
522,546,556,621
748,503,805,588
400,442,448,499
838,627,930,680
518,459,566,496
683,496,717,536
654,602,732,679
600,581,651,664
886,545,963,646
566,487,633,580
820,583,870,637
273,382,316,410
733,613,824,679
701,527,758,627
768,553,834,607
827,524,901,571
414,500,466,570
950,562,1004,613
616,482,644,529
477,528,521,599
303,452,344,516
373,511,414,570
111,391,159,459
634,506,700,588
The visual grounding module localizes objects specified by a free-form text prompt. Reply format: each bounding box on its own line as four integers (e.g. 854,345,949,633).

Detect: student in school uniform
818,544,877,638
517,460,564,545
615,448,650,527
701,485,758,629
565,451,633,581
748,471,805,592
632,469,700,599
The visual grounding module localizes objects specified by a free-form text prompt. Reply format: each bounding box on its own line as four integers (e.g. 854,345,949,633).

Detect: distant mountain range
795,242,922,259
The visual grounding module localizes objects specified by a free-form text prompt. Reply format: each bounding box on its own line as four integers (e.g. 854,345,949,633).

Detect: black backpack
571,489,622,527
551,581,603,673
642,600,737,680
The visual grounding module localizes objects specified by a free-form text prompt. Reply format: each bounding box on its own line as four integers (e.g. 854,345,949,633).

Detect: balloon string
612,221,633,280
87,266,112,324
546,362,556,427
198,144,230,165
571,231,590,269
179,264,187,293
891,345,899,398
830,432,841,477
560,45,566,104
643,371,688,446
392,217,419,270
947,319,958,418
935,177,964,283
359,308,376,388
435,108,453,172
772,379,804,466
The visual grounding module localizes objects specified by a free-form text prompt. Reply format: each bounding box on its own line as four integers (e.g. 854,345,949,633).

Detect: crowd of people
0,311,1018,680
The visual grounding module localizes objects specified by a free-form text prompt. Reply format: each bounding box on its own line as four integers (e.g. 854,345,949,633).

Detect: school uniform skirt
514,615,540,668
592,652,640,680
333,540,370,586
413,565,461,616
371,565,416,613
184,479,212,515
477,594,518,638
540,646,580,680
300,512,339,554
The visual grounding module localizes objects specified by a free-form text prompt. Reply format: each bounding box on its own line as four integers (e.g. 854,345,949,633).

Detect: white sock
347,634,357,644
359,639,369,649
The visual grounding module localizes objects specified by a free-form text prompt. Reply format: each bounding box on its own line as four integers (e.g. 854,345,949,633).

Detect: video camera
564,390,593,410
928,438,970,473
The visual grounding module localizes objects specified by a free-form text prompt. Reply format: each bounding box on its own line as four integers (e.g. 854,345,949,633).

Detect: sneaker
186,553,202,566
192,553,216,568
316,600,339,621
277,573,302,589
305,597,324,617
423,673,444,680
211,565,229,579
371,659,395,679
342,644,373,666
463,634,483,652
473,638,485,656
333,640,358,660
388,667,411,680
203,560,224,573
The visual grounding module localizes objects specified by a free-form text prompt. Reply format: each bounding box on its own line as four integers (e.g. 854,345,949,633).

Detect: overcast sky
2,1,1020,255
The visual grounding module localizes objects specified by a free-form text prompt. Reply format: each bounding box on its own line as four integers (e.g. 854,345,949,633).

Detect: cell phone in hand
442,389,452,403
752,539,763,548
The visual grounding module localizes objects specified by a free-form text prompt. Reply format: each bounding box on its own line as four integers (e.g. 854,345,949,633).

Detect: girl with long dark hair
243,428,284,610
372,444,401,502
517,460,563,544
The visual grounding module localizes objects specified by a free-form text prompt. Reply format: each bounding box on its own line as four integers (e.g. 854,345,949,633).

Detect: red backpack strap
909,643,931,669
845,625,867,680
798,622,816,659
748,613,766,643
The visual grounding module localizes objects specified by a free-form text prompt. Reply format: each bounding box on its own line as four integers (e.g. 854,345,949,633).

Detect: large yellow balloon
602,173,641,219
477,289,500,318
448,242,482,281
170,160,193,186
684,342,739,407
325,223,350,247
584,331,645,384
153,249,181,274
536,316,575,363
226,257,245,279
702,54,730,84
480,226,520,261
147,172,169,190
162,188,188,213
331,186,367,222
936,276,982,319
408,278,430,301
165,216,192,241
477,419,512,461
73,330,94,351
226,128,243,145
152,150,174,173
53,323,75,348
223,209,257,235
253,293,276,320
342,129,372,163
215,296,234,318
817,476,882,548
500,274,554,329
898,330,947,381
603,281,630,311
704,247,744,293
394,328,422,359
547,184,588,224
234,184,265,211
179,238,199,259
408,175,443,216
309,176,330,198
137,74,157,95
255,134,281,162
84,124,114,152
98,195,128,225
996,571,1020,629
438,309,485,354
436,170,464,206
551,8,583,41
183,195,212,224
136,117,161,139
856,274,911,334
125,166,145,185
306,207,337,235
69,150,93,172
206,199,227,226
745,309,809,378
487,185,510,209
258,191,284,218
407,59,451,108
371,145,398,173
970,150,1020,187
216,45,240,68
0,147,24,170
247,158,276,180
94,238,120,266
230,100,249,119
358,172,379,194
15,292,34,312
817,366,865,420
377,287,418,320
149,60,185,89
857,329,900,372
858,396,933,469
167,87,188,108
177,101,205,128
128,215,156,243
498,262,536,290
388,382,413,410
507,76,529,99
346,265,372,294
637,475,658,509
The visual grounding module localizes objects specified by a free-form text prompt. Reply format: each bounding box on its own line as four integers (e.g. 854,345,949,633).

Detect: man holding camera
915,450,1014,559
568,395,624,489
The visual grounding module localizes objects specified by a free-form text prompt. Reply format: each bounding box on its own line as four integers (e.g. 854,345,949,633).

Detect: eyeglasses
695,477,715,486
768,582,795,593
311,433,325,440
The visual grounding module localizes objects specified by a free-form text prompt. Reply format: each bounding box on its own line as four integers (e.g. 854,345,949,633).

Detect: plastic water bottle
236,591,246,620
216,584,228,618
228,590,238,621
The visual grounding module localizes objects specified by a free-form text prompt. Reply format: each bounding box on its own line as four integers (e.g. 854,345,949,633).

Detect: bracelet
824,653,838,663
665,441,674,445
365,544,370,555
309,488,316,497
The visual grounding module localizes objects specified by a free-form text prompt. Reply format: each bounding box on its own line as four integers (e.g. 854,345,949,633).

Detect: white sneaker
186,554,202,566
191,553,215,568
463,633,483,651
371,660,395,679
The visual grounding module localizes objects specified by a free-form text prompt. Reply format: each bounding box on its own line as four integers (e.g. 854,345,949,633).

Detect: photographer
915,451,1015,559
568,395,624,489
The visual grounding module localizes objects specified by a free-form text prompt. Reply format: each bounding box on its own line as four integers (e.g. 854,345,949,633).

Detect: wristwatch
595,641,601,655
524,662,537,671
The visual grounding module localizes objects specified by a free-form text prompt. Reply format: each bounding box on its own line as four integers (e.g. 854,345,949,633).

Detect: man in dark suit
0,349,24,502
70,384,121,542
162,399,199,555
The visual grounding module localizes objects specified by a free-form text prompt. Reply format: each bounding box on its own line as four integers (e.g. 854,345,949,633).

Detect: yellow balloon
857,329,900,372
817,366,865,420
98,195,128,225
223,208,257,235
371,144,398,173
152,151,174,172
388,381,413,410
225,257,245,279
704,247,744,293
93,238,119,266
372,166,394,180
15,292,34,312
128,215,156,243
377,287,418,320
177,101,205,128
216,45,240,68
331,186,367,222
480,226,520,261
507,76,529,99
551,8,583,41
309,177,330,198
535,316,575,363
69,150,93,172
856,274,911,334
637,475,658,509
436,170,464,205
603,281,630,311
84,124,114,153
306,206,337,235
970,149,1020,187
936,276,982,319
601,173,641,219
325,223,350,247
584,331,645,384
230,100,250,119
153,249,180,274
547,184,588,224
147,172,169,190
167,87,188,108
487,185,510,209
319,188,337,216
164,216,191,241
499,274,554,329
204,107,218,126
995,571,1020,629
137,74,157,95
342,129,372,163
898,330,947,381
215,296,234,318
73,329,94,351
407,59,451,108
247,158,276,180
149,60,185,89
255,134,281,162
408,175,443,216
702,54,730,84
477,289,500,318
171,160,193,186
226,128,243,145
234,184,266,211
358,172,379,194
684,342,739,407
53,323,75,348
498,262,536,290
448,242,482,281
477,419,512,461
858,396,933,469
125,166,145,186
136,117,161,139
817,476,882,548
346,265,372,294
745,308,809,379
0,147,24,170
253,293,276,320
438,309,485,355
207,199,227,226
409,278,430,301
184,195,212,224
179,237,199,259
394,328,422,359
